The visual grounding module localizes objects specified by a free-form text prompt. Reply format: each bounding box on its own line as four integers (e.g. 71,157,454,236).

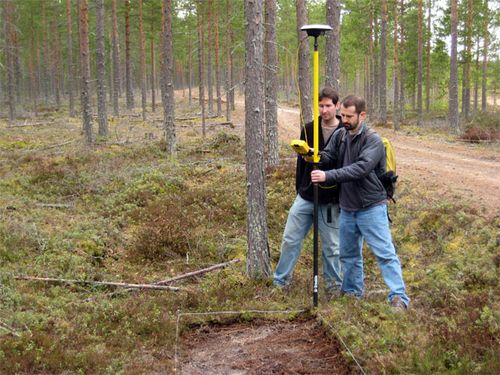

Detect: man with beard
311,95,409,311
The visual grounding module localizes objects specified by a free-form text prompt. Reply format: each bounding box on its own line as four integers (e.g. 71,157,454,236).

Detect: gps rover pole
300,24,332,307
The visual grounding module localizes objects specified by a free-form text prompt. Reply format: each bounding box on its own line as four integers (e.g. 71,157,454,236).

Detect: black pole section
312,35,319,308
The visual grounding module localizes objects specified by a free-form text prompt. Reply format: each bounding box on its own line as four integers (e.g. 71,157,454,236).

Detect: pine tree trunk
207,0,214,115
474,36,480,113
188,32,193,107
96,0,108,137
481,1,489,112
399,0,406,121
111,0,120,116
425,0,431,113
66,0,76,117
78,0,93,144
139,0,147,121
4,0,16,122
393,0,400,131
150,10,156,113
449,0,459,132
462,0,473,120
214,4,222,117
368,5,374,115
296,0,312,124
124,0,134,110
162,0,176,154
417,0,423,126
225,0,232,122
244,0,271,279
265,0,279,167
325,0,341,91
197,1,206,137
379,0,387,123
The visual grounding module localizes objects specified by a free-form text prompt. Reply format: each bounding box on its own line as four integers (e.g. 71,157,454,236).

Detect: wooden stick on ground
14,275,180,291
155,258,240,285
0,320,20,338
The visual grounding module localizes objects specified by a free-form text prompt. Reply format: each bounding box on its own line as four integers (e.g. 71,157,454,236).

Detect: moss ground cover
0,113,498,374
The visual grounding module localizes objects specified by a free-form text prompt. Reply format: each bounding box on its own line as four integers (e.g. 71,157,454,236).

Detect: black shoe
390,296,407,312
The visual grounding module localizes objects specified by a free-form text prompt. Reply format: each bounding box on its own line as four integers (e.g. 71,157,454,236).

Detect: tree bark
214,3,222,117
66,0,76,117
78,0,93,144
449,0,459,132
139,0,147,121
244,0,271,278
96,0,108,137
296,0,312,125
4,0,16,122
207,0,214,115
425,0,432,113
111,0,121,116
197,1,206,137
325,0,341,91
481,0,489,112
150,9,156,113
393,0,400,131
124,0,134,110
399,0,406,121
265,0,279,167
462,0,473,120
417,0,423,126
162,0,176,155
225,0,232,122
379,0,388,123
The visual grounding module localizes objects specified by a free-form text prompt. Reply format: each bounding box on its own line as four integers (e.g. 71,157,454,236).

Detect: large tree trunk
449,0,459,132
124,0,134,110
78,0,93,144
265,0,279,167
111,0,120,116
96,0,108,137
325,0,341,91
481,0,489,112
66,0,75,117
244,0,271,278
417,0,423,126
162,0,176,155
379,0,387,123
139,0,147,121
296,0,312,124
393,0,400,131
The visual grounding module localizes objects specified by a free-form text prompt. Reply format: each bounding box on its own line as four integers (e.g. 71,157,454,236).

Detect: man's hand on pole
311,170,326,183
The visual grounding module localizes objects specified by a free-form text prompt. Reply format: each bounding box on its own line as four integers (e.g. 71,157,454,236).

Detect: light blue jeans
339,204,409,306
273,195,342,289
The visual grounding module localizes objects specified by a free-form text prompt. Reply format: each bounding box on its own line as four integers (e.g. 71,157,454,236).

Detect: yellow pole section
313,49,320,163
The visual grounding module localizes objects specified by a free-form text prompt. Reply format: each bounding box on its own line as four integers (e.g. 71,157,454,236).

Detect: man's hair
341,95,366,114
319,87,339,104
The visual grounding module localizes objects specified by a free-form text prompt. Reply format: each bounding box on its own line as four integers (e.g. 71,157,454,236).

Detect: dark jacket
320,124,387,209
296,117,342,204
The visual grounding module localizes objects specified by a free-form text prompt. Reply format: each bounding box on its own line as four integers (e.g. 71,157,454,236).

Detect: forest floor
176,97,498,374
1,95,498,374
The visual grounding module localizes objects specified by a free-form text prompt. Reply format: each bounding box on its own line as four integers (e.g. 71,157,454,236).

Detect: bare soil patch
179,319,354,375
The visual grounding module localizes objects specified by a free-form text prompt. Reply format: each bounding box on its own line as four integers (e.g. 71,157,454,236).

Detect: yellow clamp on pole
313,49,320,164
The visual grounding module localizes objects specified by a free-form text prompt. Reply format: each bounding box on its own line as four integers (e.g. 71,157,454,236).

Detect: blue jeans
273,195,342,289
339,204,409,306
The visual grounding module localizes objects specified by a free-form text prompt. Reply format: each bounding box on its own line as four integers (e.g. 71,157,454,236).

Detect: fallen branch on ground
156,258,240,285
0,320,20,338
14,275,180,291
36,203,73,209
